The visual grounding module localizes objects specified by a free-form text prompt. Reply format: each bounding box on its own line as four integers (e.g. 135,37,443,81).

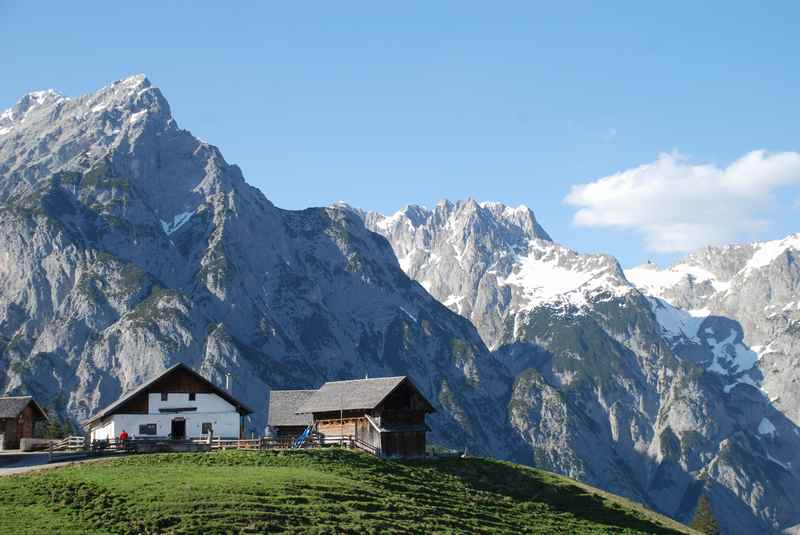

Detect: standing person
119,429,129,449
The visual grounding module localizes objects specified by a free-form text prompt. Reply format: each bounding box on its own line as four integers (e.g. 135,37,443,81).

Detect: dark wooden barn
0,396,48,450
293,376,435,458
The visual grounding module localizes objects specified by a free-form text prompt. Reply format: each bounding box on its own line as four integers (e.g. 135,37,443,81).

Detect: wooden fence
47,433,381,463
192,437,282,450
193,435,376,454
50,436,90,452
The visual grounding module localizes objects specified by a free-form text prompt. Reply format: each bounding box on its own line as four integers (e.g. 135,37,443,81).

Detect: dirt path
0,452,112,476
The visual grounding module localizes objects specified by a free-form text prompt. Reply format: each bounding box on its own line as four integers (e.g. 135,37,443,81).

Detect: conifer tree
690,494,721,535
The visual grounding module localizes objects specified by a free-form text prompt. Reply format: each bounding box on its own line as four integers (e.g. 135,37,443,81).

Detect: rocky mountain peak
0,74,248,222
368,199,550,244
0,89,66,135
83,73,171,124
365,199,629,348
478,201,552,241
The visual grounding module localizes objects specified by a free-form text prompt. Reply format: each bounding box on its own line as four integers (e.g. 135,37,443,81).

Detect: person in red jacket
119,429,129,447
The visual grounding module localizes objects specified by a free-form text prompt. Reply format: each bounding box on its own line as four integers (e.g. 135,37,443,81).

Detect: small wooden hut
0,396,48,450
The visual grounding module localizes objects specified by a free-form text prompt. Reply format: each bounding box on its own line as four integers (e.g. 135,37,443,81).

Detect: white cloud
564,150,800,252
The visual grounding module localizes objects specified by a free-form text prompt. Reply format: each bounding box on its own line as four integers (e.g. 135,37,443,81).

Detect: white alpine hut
83,363,253,441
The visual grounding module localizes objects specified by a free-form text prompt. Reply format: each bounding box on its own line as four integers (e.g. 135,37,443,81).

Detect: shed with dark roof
267,390,314,438
0,396,48,450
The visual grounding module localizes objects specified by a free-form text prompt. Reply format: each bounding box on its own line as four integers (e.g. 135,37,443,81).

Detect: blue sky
2,2,799,266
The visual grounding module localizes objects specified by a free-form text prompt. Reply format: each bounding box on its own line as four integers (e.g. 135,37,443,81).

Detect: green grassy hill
0,449,697,534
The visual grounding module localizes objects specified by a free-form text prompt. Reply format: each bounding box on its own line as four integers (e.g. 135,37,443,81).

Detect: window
161,392,168,401
189,393,196,401
202,423,213,435
139,423,157,435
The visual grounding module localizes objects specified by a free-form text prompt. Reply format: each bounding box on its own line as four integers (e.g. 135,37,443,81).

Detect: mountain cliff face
0,76,520,457
626,236,800,426
366,202,800,534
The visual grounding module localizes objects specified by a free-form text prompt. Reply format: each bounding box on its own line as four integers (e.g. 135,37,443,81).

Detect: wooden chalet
272,376,435,458
83,363,253,441
0,396,48,450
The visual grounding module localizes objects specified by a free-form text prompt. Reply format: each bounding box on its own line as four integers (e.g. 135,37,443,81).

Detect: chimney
225,372,232,392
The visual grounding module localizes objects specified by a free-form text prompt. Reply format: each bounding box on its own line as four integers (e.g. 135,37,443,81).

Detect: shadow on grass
411,457,686,535
176,449,689,533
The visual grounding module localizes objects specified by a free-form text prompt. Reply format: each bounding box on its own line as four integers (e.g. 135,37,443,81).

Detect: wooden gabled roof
0,396,48,420
297,376,435,414
84,363,253,426
267,390,314,427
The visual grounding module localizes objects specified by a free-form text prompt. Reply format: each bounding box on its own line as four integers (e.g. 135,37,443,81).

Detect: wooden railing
352,437,379,455
194,434,378,454
192,436,320,450
50,435,89,452
198,438,266,450
316,434,379,455
47,433,382,462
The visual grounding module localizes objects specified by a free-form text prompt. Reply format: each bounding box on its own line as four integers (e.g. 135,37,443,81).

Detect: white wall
90,420,115,441
89,393,241,440
147,393,235,414
109,412,240,439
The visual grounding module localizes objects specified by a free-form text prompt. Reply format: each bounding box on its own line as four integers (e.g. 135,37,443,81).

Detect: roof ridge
322,376,406,384
296,376,421,414
0,395,33,399
84,363,252,425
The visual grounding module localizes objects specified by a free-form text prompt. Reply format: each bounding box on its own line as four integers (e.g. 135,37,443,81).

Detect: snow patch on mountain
752,343,777,361
498,242,632,311
647,297,706,341
745,234,800,272
444,294,465,310
627,233,800,304
758,417,777,437
625,261,730,300
643,295,764,395
129,109,148,124
160,210,194,235
706,329,757,374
